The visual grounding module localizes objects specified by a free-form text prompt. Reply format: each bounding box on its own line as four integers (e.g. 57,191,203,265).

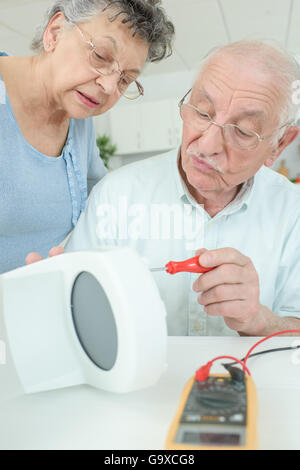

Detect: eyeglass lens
180,103,259,150
89,46,141,99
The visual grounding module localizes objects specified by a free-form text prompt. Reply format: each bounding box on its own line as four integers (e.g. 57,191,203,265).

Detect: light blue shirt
66,149,300,336
0,52,106,273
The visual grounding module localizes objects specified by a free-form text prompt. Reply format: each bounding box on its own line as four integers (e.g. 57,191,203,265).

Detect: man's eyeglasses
74,24,144,100
179,89,291,151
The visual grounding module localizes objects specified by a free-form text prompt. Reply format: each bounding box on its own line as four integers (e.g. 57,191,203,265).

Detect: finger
199,247,251,268
195,248,207,257
203,299,246,318
49,246,64,257
25,252,43,265
198,283,247,306
193,264,244,292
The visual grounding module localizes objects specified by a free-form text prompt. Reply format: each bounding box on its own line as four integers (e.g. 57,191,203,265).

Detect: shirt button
194,322,201,331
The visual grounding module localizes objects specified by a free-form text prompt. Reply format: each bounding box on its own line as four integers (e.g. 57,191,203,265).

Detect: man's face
49,12,149,119
180,54,284,194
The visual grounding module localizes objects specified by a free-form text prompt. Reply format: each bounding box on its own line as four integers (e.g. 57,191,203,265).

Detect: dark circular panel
71,271,118,371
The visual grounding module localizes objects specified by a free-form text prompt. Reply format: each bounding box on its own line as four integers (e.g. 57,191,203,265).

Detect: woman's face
45,12,149,119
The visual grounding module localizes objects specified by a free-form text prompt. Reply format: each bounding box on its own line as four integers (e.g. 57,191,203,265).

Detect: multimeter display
174,376,246,447
182,432,240,446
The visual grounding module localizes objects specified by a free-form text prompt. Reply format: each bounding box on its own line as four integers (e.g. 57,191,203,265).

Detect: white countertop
0,336,299,450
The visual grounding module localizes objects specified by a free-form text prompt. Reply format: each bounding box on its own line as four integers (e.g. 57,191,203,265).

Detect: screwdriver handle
165,256,214,275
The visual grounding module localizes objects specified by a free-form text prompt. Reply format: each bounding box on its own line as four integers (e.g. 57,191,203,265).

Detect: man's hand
193,247,265,335
25,246,64,265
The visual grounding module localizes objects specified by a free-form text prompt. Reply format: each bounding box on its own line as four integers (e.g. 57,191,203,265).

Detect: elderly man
29,40,300,337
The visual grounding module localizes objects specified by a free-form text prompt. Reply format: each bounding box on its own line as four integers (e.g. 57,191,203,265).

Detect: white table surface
0,336,300,450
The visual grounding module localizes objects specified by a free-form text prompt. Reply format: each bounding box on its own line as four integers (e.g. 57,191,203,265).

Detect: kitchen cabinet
109,103,142,155
109,98,183,155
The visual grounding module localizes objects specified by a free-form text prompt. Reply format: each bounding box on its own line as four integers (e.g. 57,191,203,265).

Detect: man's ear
264,125,300,168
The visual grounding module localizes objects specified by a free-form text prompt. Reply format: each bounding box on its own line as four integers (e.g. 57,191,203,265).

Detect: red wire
209,355,251,376
195,355,251,381
243,329,300,368
195,329,300,381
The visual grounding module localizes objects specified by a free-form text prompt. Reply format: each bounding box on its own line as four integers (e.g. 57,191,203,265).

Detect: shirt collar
223,176,254,215
172,148,255,214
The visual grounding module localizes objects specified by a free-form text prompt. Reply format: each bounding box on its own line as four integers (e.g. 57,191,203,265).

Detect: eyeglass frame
73,23,144,100
178,88,292,150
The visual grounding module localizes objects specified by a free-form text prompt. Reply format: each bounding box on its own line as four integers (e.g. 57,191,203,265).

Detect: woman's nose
96,72,120,96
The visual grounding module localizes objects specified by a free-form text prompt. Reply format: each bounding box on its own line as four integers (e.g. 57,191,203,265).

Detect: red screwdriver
150,256,214,275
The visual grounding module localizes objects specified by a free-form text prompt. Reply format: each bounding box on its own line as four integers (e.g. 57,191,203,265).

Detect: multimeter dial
194,377,246,418
182,377,246,423
175,376,247,447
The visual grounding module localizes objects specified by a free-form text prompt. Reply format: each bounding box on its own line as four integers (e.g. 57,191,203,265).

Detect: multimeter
165,371,258,450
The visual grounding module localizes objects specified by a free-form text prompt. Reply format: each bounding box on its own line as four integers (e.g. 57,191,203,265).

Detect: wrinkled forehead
194,52,285,123
84,11,149,66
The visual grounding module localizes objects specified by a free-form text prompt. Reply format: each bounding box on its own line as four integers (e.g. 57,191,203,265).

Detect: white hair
196,40,300,144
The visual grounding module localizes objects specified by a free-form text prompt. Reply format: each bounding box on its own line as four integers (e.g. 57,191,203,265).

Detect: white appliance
0,248,167,394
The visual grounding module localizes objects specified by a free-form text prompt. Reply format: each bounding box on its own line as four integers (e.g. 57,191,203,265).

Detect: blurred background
1,0,300,178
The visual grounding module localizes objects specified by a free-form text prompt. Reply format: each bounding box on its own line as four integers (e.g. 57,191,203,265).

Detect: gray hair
31,0,175,63
196,40,300,144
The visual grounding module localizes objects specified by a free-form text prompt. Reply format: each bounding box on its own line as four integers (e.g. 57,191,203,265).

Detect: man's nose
96,72,120,95
196,122,225,155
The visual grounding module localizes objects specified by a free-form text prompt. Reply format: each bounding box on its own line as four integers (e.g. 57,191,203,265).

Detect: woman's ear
43,12,67,52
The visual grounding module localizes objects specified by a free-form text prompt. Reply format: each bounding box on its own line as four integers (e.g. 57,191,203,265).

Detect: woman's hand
26,246,64,264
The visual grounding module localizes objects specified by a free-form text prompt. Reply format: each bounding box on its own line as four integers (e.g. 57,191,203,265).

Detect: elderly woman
0,0,174,273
